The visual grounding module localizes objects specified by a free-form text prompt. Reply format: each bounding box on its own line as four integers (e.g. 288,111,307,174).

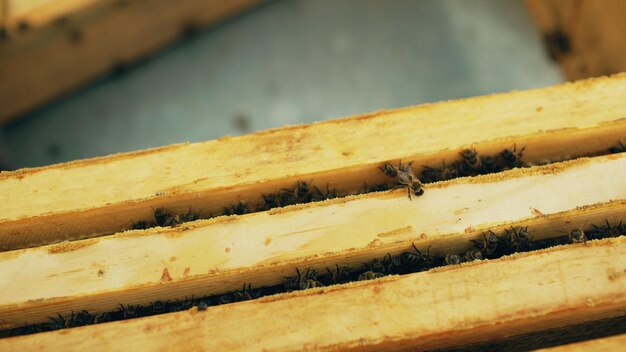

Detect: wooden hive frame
0,74,625,350
0,0,264,123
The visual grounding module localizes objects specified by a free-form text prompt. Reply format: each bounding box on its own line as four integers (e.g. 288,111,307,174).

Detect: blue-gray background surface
1,0,562,168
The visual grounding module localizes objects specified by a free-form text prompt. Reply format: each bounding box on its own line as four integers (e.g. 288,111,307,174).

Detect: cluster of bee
470,227,534,259
131,181,339,230
421,146,526,183
6,220,624,338
566,220,626,244
132,208,200,230
256,181,338,211
3,284,272,337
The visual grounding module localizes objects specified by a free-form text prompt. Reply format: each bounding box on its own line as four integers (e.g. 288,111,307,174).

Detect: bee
500,145,526,169
402,244,434,269
168,305,184,313
282,181,313,204
382,253,403,274
458,148,481,176
326,264,351,284
445,254,462,265
380,161,424,200
568,229,587,244
180,21,200,40
218,293,233,304
150,300,168,314
358,271,385,281
118,304,140,319
259,192,281,210
223,201,248,216
420,165,442,183
609,140,626,154
233,283,262,301
111,61,128,78
178,210,200,223
440,160,459,181
17,20,30,32
480,155,498,174
367,258,385,273
19,323,43,335
179,297,197,310
284,268,323,291
196,301,208,311
603,220,625,237
508,226,533,251
464,250,483,262
472,230,500,257
132,220,150,230
47,314,66,330
153,207,172,227
298,268,324,290
93,312,111,324
312,184,338,201
543,29,571,61
71,310,94,326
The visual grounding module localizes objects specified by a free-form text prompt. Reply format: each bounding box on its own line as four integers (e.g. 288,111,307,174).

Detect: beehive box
0,74,625,351
0,0,263,123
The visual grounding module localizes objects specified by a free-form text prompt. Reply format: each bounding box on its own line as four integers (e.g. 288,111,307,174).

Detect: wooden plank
0,153,624,329
4,0,99,30
2,236,625,351
535,333,626,352
0,0,264,122
526,0,626,80
0,74,625,251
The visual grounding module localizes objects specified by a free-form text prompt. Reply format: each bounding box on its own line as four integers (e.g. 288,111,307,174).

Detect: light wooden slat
2,236,625,351
1,74,625,251
535,333,626,352
0,153,624,329
0,0,264,122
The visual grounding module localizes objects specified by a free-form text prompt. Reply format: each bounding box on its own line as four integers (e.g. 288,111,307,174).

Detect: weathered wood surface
0,153,624,329
2,236,625,351
0,74,625,251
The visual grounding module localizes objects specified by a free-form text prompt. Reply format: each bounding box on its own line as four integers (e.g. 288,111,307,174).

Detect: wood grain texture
0,74,625,251
2,236,625,351
526,0,626,80
0,0,264,122
0,153,624,329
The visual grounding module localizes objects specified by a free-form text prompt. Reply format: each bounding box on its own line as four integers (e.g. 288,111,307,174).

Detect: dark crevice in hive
434,314,626,352
2,220,624,338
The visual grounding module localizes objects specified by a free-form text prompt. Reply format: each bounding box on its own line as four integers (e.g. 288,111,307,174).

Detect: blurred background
0,0,622,169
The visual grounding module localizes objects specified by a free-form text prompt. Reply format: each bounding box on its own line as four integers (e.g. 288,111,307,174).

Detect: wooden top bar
2,236,625,351
0,74,625,250
0,153,624,328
